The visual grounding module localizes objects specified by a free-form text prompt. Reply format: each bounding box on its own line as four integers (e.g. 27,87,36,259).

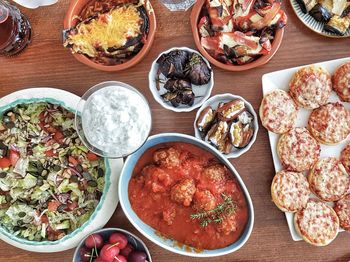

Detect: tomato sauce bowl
119,133,254,257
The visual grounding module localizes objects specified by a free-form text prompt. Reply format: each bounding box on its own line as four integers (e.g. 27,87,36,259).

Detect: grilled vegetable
186,53,211,85
157,50,189,79
324,13,350,35
296,0,318,13
309,3,332,22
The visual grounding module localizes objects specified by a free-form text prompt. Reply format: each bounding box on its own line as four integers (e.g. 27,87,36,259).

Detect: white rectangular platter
262,57,350,241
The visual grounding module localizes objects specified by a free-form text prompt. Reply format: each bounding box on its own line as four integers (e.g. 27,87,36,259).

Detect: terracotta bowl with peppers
191,0,287,71
73,228,152,262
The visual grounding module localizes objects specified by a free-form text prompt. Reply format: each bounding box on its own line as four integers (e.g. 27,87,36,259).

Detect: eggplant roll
324,13,350,35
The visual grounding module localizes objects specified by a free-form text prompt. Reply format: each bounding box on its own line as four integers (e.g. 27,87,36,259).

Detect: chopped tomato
0,157,11,168
45,149,57,157
45,139,56,147
53,131,64,143
86,152,99,161
48,200,61,212
9,150,20,166
68,156,79,166
41,214,49,224
46,126,57,134
67,201,78,211
39,112,46,121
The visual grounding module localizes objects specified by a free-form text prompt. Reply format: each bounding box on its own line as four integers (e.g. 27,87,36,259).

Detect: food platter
0,88,123,252
262,56,350,241
290,0,350,38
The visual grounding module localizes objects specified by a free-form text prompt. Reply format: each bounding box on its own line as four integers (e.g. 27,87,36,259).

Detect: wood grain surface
0,0,349,261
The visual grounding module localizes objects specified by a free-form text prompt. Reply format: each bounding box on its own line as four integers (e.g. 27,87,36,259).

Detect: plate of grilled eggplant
291,0,350,37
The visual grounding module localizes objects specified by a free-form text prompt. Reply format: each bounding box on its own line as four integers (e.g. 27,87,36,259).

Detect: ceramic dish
262,57,350,241
290,0,350,38
0,88,123,252
72,228,152,262
149,47,214,113
190,0,285,72
194,94,259,158
63,0,156,72
13,0,58,9
119,133,254,257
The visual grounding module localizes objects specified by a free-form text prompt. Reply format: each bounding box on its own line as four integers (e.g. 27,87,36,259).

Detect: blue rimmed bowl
0,88,123,252
119,133,254,257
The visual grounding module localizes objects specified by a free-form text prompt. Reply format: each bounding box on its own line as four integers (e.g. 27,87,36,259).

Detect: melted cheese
67,5,142,57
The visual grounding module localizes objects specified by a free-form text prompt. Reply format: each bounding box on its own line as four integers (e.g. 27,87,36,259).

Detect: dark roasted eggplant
186,53,211,85
324,14,350,35
157,50,189,79
164,79,192,92
296,0,318,13
309,3,332,22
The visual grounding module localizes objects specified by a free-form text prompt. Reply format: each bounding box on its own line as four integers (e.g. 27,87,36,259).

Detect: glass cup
0,1,32,56
159,0,196,11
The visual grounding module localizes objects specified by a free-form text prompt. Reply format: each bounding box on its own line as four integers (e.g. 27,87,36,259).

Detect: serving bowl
119,133,254,257
0,88,123,252
63,0,156,72
194,93,259,158
148,47,214,113
13,0,58,8
72,228,152,262
75,81,152,159
190,0,285,72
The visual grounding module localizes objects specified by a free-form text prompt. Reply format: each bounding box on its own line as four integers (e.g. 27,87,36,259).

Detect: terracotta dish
190,0,285,72
63,0,156,72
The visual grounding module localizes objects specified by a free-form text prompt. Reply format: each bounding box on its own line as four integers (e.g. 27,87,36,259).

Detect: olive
53,165,61,172
97,168,104,178
5,194,11,202
18,212,26,218
76,164,83,173
0,172,7,178
87,180,97,187
82,172,92,181
13,226,20,232
70,175,79,183
57,204,67,212
37,178,44,186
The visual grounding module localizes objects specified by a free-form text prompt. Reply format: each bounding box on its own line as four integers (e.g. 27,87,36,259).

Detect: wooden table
0,0,349,261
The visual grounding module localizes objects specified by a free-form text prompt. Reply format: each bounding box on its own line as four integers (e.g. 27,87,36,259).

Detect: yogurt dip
81,83,151,157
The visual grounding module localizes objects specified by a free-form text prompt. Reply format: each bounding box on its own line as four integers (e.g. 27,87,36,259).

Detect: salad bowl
0,88,123,252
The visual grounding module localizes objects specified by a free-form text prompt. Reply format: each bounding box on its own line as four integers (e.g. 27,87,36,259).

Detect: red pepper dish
128,142,248,250
198,0,287,65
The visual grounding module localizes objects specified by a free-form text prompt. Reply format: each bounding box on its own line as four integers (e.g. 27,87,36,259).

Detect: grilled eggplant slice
309,3,332,22
296,0,318,13
324,14,350,35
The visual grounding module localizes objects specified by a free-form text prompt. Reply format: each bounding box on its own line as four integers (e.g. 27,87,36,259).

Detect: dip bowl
119,133,254,257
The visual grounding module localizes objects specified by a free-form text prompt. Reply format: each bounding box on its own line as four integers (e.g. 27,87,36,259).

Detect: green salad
0,102,105,241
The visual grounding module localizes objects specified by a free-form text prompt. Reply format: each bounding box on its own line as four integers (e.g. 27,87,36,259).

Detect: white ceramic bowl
194,93,259,158
148,47,214,112
0,88,123,252
13,0,58,8
119,133,254,257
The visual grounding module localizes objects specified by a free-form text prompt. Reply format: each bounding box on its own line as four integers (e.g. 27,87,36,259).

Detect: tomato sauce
128,142,248,250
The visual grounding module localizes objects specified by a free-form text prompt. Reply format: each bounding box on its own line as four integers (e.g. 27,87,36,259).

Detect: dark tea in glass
0,1,31,56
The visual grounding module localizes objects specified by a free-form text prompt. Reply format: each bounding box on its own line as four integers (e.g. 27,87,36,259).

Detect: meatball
153,147,181,168
202,164,227,183
217,213,238,235
170,178,196,206
193,189,216,211
143,165,173,193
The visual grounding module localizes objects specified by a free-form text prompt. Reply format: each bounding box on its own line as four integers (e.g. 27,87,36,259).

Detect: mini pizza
294,199,339,246
271,170,310,212
289,65,332,109
308,157,350,202
340,142,350,174
332,62,350,102
277,127,320,172
259,89,298,134
334,194,350,232
308,102,350,145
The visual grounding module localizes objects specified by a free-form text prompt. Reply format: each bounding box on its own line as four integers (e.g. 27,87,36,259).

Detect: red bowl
64,0,156,72
190,0,285,72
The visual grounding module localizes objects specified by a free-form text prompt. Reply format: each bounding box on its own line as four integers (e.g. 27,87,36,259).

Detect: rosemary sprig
190,193,237,227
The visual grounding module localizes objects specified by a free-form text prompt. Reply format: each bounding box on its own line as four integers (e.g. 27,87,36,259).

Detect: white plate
290,0,350,38
262,57,350,241
193,93,259,158
13,0,58,9
0,88,123,252
148,47,214,113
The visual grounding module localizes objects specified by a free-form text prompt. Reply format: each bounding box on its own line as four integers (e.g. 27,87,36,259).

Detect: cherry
109,233,128,249
128,251,147,262
120,243,134,258
85,233,104,249
113,255,127,262
100,244,120,262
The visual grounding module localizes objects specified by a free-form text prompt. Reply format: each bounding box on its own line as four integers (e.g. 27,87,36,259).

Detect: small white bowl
13,0,58,8
194,93,259,158
148,47,214,113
